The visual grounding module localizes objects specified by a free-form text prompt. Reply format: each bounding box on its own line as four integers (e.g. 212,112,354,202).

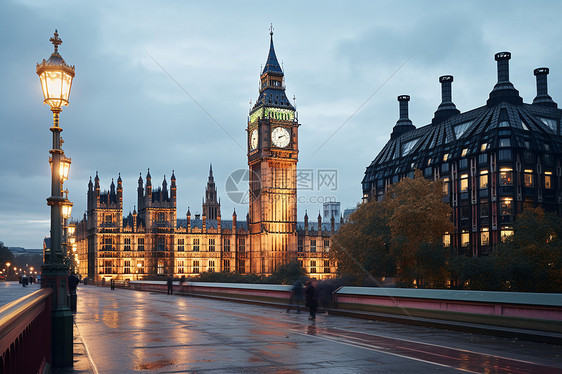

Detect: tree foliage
497,207,562,292
331,170,454,286
0,243,15,269
452,207,562,292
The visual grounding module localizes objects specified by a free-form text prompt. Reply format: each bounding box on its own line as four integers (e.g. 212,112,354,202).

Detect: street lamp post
5,262,10,281
37,30,75,368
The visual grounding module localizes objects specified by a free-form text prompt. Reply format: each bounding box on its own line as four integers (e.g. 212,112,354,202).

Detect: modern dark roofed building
362,52,562,256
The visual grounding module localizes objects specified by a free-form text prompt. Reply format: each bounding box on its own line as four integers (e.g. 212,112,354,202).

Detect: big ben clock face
250,129,258,150
271,127,290,148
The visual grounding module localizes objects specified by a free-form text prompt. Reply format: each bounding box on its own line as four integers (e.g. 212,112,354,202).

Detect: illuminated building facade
362,52,562,256
74,31,338,281
247,29,299,274
74,168,338,281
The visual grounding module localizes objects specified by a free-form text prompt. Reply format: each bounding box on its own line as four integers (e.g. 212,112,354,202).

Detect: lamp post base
42,263,73,368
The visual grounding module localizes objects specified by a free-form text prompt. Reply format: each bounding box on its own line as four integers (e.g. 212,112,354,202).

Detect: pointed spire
232,208,237,217
138,172,143,185
88,176,93,189
171,169,176,182
262,24,283,75
162,175,167,190
187,206,191,216
146,168,152,187
117,173,122,184
94,171,100,188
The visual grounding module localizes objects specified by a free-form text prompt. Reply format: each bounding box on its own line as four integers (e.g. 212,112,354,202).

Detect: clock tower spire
248,27,299,275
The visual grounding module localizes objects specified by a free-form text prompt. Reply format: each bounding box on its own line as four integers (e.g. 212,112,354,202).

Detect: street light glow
36,31,75,111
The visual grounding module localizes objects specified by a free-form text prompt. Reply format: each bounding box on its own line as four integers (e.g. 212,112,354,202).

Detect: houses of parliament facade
73,31,339,281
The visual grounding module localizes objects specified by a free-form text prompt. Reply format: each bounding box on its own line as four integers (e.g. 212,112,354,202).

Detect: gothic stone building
362,52,562,256
74,32,339,281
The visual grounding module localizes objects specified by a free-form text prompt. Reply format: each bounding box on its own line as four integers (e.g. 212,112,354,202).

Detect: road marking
74,320,99,374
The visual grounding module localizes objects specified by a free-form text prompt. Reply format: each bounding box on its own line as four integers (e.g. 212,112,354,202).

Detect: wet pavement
0,281,41,306
73,286,562,373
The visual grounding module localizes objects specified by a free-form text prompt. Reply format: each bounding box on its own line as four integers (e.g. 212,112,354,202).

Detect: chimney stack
533,67,557,108
495,52,511,83
398,95,410,120
440,75,453,103
432,75,460,125
487,51,522,106
391,95,415,139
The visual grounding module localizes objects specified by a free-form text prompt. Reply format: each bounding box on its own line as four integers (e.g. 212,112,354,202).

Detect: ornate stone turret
203,164,220,220
186,207,191,233
146,169,152,204
132,206,137,233
117,173,123,207
171,170,177,204
232,209,237,234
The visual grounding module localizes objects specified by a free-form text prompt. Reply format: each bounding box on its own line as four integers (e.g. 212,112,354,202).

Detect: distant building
8,247,43,257
323,202,341,222
73,169,339,281
362,52,562,256
343,207,358,222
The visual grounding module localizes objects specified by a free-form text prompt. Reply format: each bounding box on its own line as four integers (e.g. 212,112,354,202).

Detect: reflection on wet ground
74,286,562,373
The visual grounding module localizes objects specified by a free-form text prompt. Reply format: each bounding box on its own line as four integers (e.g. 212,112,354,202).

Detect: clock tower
248,28,299,274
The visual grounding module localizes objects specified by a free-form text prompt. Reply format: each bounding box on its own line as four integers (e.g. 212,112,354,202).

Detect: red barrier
0,289,52,374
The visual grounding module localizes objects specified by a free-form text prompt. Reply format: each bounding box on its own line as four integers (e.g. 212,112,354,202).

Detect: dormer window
453,121,472,138
540,118,558,133
461,148,468,157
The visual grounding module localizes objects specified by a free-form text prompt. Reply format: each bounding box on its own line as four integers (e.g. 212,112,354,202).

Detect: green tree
331,170,453,287
330,199,394,284
384,171,454,286
269,260,306,284
496,207,562,292
450,255,505,291
0,243,15,268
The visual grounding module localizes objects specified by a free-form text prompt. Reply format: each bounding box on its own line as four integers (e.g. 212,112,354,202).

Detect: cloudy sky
1,0,561,249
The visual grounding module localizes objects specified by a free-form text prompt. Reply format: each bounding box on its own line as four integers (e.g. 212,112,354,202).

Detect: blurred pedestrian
167,277,173,295
305,280,317,320
68,272,80,295
317,280,335,313
287,279,304,313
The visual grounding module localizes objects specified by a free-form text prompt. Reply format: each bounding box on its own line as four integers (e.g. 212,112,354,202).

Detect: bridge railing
0,288,52,374
125,281,562,334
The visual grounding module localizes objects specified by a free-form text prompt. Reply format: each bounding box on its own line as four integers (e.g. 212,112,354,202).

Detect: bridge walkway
60,285,562,373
